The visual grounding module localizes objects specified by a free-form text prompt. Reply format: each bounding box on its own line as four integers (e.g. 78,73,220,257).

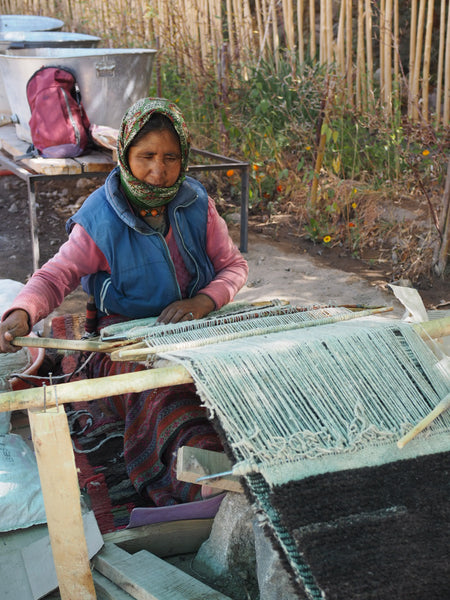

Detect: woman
0,97,248,505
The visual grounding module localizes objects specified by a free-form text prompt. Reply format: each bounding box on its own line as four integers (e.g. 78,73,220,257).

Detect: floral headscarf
118,97,191,209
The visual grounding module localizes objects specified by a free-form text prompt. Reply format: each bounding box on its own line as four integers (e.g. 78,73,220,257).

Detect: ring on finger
187,312,194,320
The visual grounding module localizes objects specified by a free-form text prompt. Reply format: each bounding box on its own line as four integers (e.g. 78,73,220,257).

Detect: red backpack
26,66,91,158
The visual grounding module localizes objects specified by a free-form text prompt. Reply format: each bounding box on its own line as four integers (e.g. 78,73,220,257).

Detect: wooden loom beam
1,316,449,414
28,407,96,600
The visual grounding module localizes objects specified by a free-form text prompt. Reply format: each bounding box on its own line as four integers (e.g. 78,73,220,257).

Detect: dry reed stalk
319,0,326,64
434,0,447,126
271,0,279,68
411,0,427,121
209,0,224,51
408,0,418,116
256,0,274,67
282,0,295,52
254,0,265,57
243,0,254,60
336,0,346,77
232,0,242,61
365,0,374,107
443,0,450,124
422,0,436,122
309,0,316,60
384,0,393,116
326,0,333,64
356,0,367,111
199,0,210,68
346,0,353,106
226,0,235,58
298,0,305,64
379,0,386,102
392,0,400,110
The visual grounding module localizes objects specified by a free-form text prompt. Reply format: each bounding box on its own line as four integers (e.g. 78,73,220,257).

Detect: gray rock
253,516,302,600
193,493,258,599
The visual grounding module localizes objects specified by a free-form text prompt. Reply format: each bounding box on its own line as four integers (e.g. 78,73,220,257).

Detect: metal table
0,126,249,272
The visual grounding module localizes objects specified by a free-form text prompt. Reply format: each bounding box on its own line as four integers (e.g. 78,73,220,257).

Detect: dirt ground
0,172,448,327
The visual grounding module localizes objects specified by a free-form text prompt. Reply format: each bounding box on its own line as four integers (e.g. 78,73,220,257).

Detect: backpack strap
14,144,40,161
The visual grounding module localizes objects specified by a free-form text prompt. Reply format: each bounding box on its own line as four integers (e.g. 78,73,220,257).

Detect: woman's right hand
0,309,30,353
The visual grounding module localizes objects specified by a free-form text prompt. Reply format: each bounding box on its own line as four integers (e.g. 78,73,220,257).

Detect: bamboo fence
1,0,450,126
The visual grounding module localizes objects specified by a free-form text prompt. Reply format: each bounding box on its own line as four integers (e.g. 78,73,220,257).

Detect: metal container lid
0,31,101,51
0,15,64,32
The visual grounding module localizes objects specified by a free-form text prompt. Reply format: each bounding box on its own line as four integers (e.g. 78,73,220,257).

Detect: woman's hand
157,294,215,325
0,309,31,353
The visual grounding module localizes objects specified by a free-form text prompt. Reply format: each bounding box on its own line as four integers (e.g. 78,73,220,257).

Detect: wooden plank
28,407,97,600
21,155,82,175
94,571,136,600
75,150,116,173
93,543,232,600
0,125,81,174
177,446,244,493
0,124,31,158
103,518,214,557
0,124,115,174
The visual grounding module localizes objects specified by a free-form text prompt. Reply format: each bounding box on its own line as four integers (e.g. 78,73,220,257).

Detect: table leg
27,177,40,272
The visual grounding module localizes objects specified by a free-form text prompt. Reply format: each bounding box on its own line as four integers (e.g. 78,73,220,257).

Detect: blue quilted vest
66,167,216,318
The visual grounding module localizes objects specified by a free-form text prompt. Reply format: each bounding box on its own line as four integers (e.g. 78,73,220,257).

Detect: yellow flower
252,164,259,171
422,149,430,156
351,202,357,209
323,235,331,243
306,146,311,151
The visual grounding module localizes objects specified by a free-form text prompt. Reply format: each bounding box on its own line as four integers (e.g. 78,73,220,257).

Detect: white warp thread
164,319,450,481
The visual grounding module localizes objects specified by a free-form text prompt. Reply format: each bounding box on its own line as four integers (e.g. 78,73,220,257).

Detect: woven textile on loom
157,318,450,600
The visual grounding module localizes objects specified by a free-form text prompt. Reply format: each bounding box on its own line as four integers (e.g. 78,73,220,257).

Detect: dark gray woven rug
246,451,449,600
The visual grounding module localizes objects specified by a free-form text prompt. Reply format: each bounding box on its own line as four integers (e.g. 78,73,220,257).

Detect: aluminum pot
0,47,157,142
0,15,64,32
0,31,100,116
0,31,101,52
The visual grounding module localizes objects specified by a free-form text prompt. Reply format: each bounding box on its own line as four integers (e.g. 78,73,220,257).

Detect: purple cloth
127,493,226,528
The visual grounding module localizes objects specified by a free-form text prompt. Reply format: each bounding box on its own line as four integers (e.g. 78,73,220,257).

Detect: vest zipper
173,198,200,297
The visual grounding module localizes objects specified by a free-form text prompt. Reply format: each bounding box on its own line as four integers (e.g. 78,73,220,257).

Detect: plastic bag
0,433,46,531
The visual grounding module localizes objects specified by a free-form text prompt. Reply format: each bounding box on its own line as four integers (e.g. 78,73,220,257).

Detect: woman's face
128,128,182,187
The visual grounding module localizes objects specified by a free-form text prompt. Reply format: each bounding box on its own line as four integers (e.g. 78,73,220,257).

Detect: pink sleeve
199,198,249,309
3,224,109,327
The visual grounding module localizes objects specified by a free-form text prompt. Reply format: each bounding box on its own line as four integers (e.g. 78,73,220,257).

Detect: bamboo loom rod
1,317,449,414
111,307,396,361
397,393,450,448
0,364,193,412
11,336,123,352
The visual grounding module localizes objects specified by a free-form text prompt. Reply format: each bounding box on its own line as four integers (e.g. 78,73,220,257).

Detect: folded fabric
127,493,226,528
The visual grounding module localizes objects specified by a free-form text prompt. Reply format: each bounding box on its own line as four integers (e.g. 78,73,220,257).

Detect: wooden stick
413,315,450,340
111,307,396,361
28,407,96,599
11,336,123,352
0,364,193,412
397,393,450,448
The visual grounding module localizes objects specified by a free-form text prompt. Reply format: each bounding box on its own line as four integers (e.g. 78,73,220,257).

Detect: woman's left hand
156,294,216,324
